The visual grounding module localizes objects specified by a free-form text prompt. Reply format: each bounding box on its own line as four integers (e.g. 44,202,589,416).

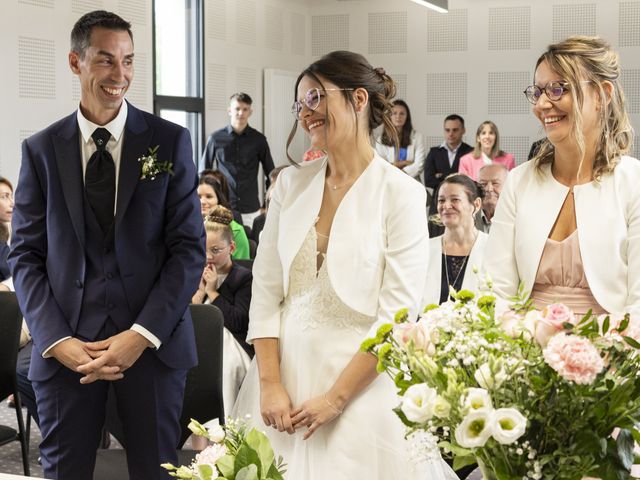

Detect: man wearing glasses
201,93,275,227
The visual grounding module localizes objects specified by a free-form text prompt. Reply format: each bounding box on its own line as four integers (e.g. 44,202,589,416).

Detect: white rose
432,395,451,419
455,409,493,448
490,408,527,445
400,383,437,423
463,388,493,412
206,423,225,443
474,362,507,389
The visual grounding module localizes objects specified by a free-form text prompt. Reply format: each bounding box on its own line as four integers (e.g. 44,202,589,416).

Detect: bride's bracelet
324,394,343,415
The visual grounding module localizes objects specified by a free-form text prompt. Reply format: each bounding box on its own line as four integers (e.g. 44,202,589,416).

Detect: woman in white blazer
424,174,488,306
374,99,426,180
484,36,638,317
233,52,456,479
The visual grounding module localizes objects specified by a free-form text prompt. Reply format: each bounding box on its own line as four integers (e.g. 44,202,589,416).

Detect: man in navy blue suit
8,10,205,479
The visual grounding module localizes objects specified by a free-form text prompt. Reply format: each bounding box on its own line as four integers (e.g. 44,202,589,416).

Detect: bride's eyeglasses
291,87,354,119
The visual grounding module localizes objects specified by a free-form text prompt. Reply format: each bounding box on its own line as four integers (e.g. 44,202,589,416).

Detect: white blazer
422,232,489,306
484,156,640,316
374,130,427,180
247,151,429,342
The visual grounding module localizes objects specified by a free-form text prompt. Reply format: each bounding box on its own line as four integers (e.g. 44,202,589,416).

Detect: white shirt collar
440,141,461,154
76,100,128,144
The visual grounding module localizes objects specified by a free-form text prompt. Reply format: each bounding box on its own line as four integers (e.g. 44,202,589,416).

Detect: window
153,0,204,166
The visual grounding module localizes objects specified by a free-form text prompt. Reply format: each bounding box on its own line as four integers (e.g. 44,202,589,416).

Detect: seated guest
0,177,14,280
475,164,509,233
198,176,250,260
423,174,488,305
200,169,243,225
251,165,289,243
458,121,516,180
375,99,426,180
192,205,253,412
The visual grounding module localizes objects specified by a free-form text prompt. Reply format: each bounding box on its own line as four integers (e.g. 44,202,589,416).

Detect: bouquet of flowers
362,288,640,480
162,417,286,480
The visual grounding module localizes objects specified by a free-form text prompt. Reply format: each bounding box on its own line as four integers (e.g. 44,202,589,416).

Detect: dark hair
71,10,132,57
198,175,231,210
0,177,13,193
444,114,465,127
286,50,397,165
204,206,234,244
230,92,253,105
268,165,288,185
200,170,232,206
381,99,413,149
429,173,484,226
440,173,485,203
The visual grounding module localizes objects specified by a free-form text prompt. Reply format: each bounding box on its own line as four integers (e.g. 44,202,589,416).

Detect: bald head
478,164,508,220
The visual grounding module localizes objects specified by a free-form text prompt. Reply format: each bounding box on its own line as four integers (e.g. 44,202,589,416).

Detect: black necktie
85,128,115,234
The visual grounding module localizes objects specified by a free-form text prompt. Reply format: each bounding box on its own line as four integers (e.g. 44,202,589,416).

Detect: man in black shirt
201,93,274,225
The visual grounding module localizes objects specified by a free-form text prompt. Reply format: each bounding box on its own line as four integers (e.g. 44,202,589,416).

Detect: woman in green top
198,176,251,260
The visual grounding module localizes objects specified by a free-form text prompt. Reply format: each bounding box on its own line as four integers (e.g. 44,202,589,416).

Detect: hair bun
205,205,233,226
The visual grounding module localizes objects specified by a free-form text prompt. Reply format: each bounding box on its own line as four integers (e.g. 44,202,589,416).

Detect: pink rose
393,321,437,355
543,333,605,385
535,304,577,347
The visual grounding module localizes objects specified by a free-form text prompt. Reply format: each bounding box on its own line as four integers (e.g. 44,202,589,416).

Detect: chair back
0,292,22,400
234,258,254,270
248,239,258,259
178,304,225,447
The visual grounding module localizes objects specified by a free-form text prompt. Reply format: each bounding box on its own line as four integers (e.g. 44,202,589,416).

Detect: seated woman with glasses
198,175,250,260
423,174,488,306
484,35,639,319
233,51,456,479
458,120,515,180
192,205,253,412
374,99,426,180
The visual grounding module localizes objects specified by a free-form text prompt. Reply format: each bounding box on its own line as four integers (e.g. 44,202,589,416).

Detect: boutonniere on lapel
138,145,174,180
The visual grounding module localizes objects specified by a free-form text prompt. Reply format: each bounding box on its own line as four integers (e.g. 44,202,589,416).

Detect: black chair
94,304,225,479
0,292,31,476
243,224,252,241
234,258,254,270
248,239,258,259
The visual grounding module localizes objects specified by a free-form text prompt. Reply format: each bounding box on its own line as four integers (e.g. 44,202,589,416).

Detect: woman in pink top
458,120,515,180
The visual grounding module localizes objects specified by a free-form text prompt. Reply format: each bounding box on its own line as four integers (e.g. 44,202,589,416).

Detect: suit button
75,280,83,288
106,273,113,279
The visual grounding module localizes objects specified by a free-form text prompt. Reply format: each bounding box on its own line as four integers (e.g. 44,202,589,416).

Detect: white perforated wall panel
207,64,227,110
390,73,407,101
621,69,640,114
125,52,148,107
426,73,467,115
368,12,407,54
427,9,467,52
619,2,640,46
236,0,256,46
72,0,103,14
488,7,530,51
552,4,596,42
488,72,531,115
312,14,349,57
291,12,306,55
500,136,530,166
19,37,56,99
266,5,284,51
236,67,257,97
118,0,147,26
207,0,226,41
18,0,53,7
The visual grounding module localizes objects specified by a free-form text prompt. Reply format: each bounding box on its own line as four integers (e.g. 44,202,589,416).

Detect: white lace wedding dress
233,228,458,479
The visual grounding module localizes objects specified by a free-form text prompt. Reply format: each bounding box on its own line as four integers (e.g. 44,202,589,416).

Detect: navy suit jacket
9,102,206,381
423,142,474,190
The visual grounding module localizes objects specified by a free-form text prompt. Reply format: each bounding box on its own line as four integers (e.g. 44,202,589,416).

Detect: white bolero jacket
422,232,488,306
484,156,640,316
247,151,429,342
374,130,427,180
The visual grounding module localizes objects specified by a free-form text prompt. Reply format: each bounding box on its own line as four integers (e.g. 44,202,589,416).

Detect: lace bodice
283,228,374,334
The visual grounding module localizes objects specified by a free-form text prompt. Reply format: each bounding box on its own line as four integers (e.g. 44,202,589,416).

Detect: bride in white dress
233,50,458,480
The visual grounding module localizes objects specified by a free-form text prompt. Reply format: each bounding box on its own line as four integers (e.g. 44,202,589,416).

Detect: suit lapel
54,114,85,248
115,103,152,227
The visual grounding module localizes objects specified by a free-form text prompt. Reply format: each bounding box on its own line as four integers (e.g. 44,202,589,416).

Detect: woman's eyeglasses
523,81,570,104
291,87,354,119
207,246,229,256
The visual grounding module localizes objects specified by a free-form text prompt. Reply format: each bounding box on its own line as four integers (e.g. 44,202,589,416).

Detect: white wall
0,0,153,185
307,0,640,165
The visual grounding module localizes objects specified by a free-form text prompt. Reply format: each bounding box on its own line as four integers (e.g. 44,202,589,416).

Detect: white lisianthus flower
206,423,225,443
400,383,437,423
474,362,507,389
463,388,493,412
490,408,527,445
455,408,493,448
432,395,451,419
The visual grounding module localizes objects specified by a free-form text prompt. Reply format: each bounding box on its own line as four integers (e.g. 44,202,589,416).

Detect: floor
0,398,43,477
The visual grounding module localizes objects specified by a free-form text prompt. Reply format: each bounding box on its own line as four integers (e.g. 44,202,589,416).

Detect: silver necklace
442,231,478,294
326,177,355,190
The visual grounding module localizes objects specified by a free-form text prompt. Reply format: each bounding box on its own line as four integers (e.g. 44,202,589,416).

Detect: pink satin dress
530,229,606,317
